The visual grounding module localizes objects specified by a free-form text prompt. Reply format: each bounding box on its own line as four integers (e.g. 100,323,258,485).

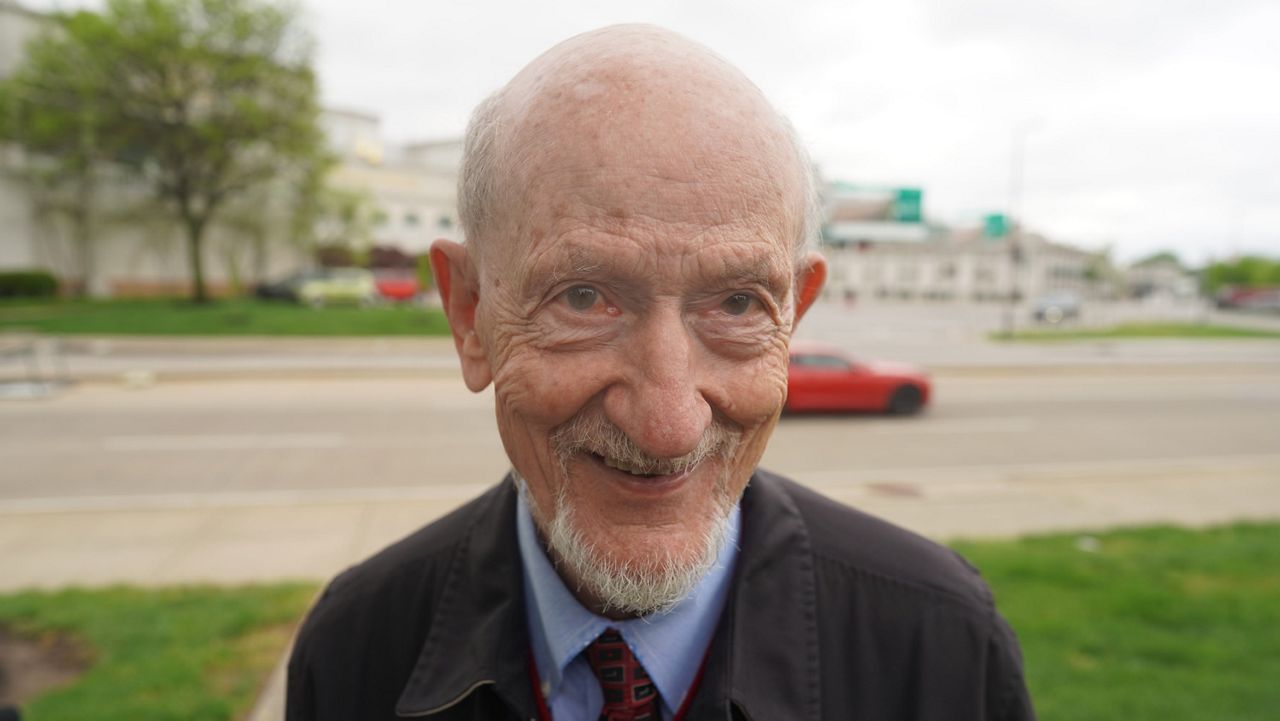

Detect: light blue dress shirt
516,491,741,721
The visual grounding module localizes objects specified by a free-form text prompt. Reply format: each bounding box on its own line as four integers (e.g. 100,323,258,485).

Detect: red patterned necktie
585,628,660,721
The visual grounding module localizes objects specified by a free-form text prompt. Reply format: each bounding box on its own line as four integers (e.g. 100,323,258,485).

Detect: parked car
255,268,379,307
373,270,421,302
1031,292,1081,324
295,268,379,308
785,341,931,414
253,270,322,301
1216,286,1280,312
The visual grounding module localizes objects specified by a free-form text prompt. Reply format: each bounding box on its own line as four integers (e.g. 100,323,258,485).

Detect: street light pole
1003,117,1041,337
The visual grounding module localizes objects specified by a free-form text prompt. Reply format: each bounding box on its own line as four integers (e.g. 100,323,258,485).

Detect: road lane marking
0,483,494,514
102,433,346,451
866,416,1035,435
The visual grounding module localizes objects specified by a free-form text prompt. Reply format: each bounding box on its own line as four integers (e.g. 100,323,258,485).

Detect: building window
437,215,453,229
404,212,421,227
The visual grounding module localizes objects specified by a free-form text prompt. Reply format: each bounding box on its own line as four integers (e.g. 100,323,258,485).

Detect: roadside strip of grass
0,298,451,336
3,523,1278,720
991,322,1280,341
954,522,1280,721
0,583,318,721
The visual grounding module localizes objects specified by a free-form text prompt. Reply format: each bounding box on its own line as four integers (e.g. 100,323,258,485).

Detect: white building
822,225,1107,303
822,182,929,246
819,176,1108,303
322,109,461,256
1125,255,1197,299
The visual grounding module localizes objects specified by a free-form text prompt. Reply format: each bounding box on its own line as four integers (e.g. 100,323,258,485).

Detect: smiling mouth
587,451,695,481
592,452,660,477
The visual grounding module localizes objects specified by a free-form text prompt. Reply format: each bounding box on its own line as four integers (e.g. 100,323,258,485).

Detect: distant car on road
373,270,421,302
296,268,378,308
786,341,931,415
1031,292,1081,324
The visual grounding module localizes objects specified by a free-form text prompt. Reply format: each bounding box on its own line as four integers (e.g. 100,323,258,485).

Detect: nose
603,305,712,459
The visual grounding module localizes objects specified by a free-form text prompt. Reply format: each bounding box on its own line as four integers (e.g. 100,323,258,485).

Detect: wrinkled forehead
476,29,807,273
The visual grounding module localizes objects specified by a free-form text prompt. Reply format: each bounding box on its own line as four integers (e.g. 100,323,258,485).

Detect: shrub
369,245,413,269
0,270,59,298
314,244,355,268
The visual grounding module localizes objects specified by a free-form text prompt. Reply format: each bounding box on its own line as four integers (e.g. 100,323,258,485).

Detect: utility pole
1003,117,1041,337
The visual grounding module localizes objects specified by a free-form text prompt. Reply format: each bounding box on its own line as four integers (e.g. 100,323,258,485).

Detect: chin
555,500,732,617
520,471,735,617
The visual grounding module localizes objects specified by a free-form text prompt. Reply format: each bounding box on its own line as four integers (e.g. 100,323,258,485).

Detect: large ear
793,250,827,324
430,239,493,391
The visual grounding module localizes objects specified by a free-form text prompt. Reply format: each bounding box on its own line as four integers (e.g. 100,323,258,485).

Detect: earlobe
430,240,493,392
794,251,827,323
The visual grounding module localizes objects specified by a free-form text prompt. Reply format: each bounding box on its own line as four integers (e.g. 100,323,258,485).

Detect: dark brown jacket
287,469,1035,720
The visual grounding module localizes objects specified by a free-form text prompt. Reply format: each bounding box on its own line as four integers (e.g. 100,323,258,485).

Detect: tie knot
585,628,659,721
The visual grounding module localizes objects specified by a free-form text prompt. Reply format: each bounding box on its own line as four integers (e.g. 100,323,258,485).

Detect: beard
515,412,742,618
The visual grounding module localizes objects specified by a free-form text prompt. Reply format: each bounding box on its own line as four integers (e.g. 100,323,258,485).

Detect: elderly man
287,25,1034,721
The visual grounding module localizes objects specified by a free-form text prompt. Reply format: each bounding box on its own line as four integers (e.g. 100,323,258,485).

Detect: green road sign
984,213,1008,238
892,188,923,222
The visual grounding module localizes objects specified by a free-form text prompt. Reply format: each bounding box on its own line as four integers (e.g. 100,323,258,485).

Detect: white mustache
550,412,740,476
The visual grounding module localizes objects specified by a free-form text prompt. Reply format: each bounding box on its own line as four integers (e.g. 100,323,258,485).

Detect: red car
373,271,421,302
785,341,931,415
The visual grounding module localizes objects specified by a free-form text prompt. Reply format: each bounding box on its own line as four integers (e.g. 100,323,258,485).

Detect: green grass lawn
954,523,1280,721
3,524,1277,720
0,583,317,721
0,298,451,336
993,322,1280,341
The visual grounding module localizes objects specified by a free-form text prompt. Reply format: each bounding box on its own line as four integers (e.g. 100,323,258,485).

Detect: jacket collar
395,476,537,718
394,470,821,721
688,470,822,720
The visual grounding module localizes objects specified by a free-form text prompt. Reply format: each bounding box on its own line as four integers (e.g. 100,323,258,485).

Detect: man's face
432,50,825,612
457,134,817,611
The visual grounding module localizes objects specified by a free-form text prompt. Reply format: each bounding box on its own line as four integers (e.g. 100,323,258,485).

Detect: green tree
0,17,105,296
1133,250,1184,269
0,0,325,303
1202,256,1280,294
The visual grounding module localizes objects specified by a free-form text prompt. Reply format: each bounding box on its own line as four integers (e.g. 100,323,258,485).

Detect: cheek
707,348,790,425
490,345,613,429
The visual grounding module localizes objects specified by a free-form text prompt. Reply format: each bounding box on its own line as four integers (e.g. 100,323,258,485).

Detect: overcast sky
28,0,1280,265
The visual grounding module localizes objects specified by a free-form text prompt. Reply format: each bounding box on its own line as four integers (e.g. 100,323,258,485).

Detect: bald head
458,25,818,264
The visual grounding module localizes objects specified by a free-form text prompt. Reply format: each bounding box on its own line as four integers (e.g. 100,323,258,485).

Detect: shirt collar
517,489,741,715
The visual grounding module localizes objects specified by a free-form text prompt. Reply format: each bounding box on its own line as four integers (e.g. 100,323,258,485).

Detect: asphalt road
2,365,1276,510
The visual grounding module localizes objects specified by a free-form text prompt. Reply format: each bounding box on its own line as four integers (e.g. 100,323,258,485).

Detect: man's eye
563,285,600,311
721,293,756,316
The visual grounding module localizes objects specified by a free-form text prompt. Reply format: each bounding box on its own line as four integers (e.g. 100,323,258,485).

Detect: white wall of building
322,109,461,256
822,234,1104,303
